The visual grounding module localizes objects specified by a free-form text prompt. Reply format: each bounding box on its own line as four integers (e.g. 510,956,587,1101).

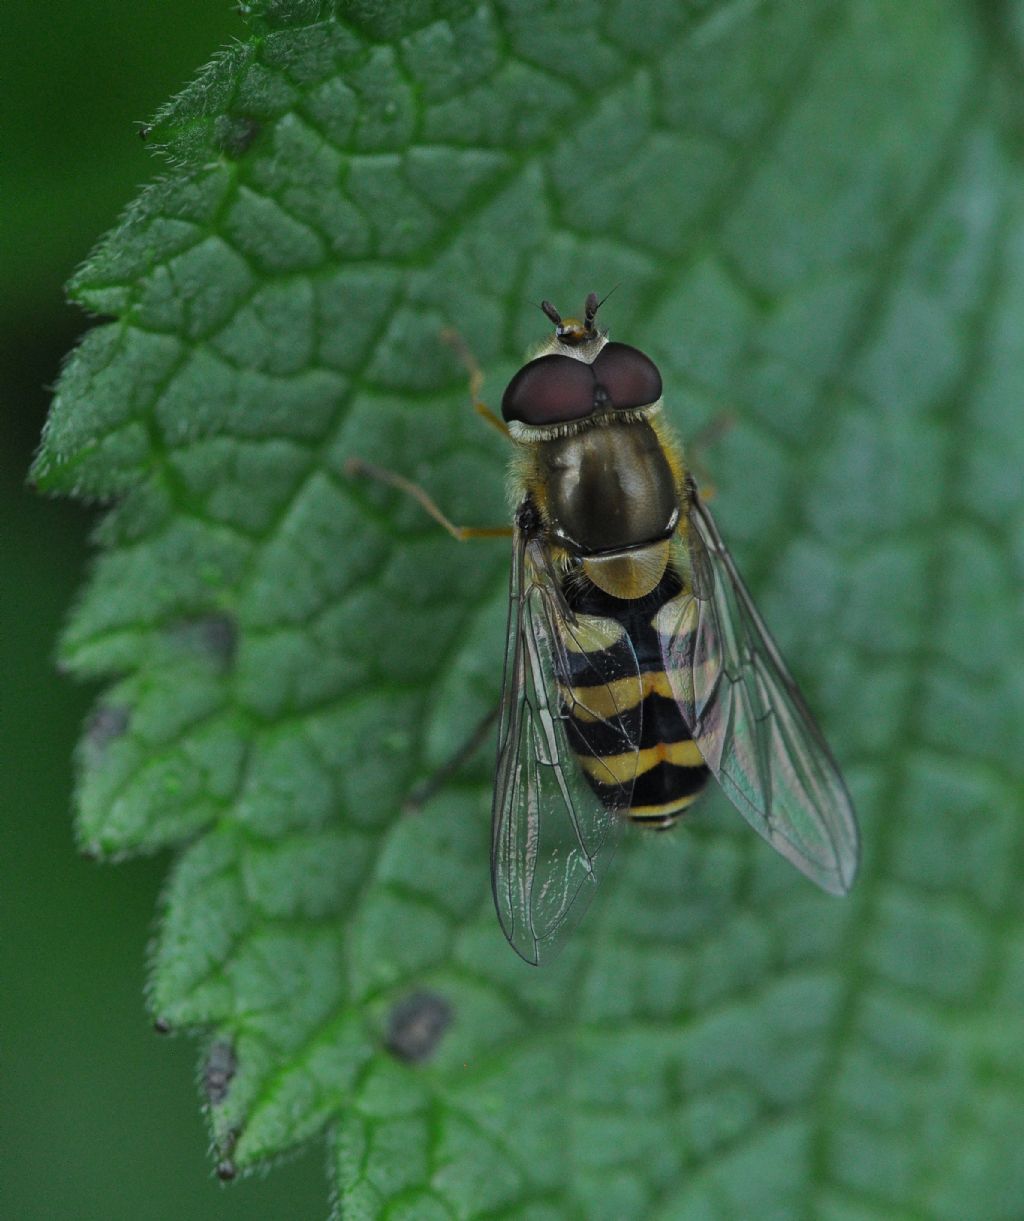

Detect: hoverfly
350,293,859,965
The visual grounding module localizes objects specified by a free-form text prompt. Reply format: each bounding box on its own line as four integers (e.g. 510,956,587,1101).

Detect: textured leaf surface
38,0,1024,1216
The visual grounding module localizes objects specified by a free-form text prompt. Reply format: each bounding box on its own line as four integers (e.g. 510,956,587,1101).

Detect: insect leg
403,702,501,812
440,328,510,439
345,457,513,541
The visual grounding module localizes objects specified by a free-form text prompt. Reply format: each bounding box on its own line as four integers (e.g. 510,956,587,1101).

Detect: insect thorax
536,419,678,554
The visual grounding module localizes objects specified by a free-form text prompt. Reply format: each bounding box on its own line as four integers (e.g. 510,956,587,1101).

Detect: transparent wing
656,489,860,894
492,526,642,964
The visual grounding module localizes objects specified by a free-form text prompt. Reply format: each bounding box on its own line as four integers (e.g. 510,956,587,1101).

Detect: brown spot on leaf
385,991,453,1065
85,705,130,755
215,114,262,159
204,1040,236,1105
170,613,238,670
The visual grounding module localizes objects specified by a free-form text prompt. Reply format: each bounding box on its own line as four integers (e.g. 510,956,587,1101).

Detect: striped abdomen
560,572,709,828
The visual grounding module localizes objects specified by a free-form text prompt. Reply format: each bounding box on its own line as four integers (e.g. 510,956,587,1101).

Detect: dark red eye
501,354,597,425
591,342,663,410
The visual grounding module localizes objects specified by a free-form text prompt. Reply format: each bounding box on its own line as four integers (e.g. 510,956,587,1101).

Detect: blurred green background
3,4,326,1217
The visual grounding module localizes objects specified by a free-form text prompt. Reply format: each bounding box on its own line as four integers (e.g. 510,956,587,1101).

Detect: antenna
540,299,563,328
586,284,620,328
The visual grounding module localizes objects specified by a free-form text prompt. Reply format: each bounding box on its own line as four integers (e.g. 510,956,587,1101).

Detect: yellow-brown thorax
521,415,682,600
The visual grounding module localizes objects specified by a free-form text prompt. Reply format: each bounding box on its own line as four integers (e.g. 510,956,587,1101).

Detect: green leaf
38,0,1024,1216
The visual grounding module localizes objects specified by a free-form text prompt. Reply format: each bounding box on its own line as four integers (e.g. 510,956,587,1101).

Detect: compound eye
591,342,663,410
501,354,596,424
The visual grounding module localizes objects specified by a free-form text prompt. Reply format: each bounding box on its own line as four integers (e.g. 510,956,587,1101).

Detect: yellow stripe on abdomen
561,670,682,722
576,737,706,785
629,789,704,822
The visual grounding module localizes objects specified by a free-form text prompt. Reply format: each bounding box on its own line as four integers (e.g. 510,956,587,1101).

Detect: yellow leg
347,332,515,541
440,328,510,439
345,457,513,541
